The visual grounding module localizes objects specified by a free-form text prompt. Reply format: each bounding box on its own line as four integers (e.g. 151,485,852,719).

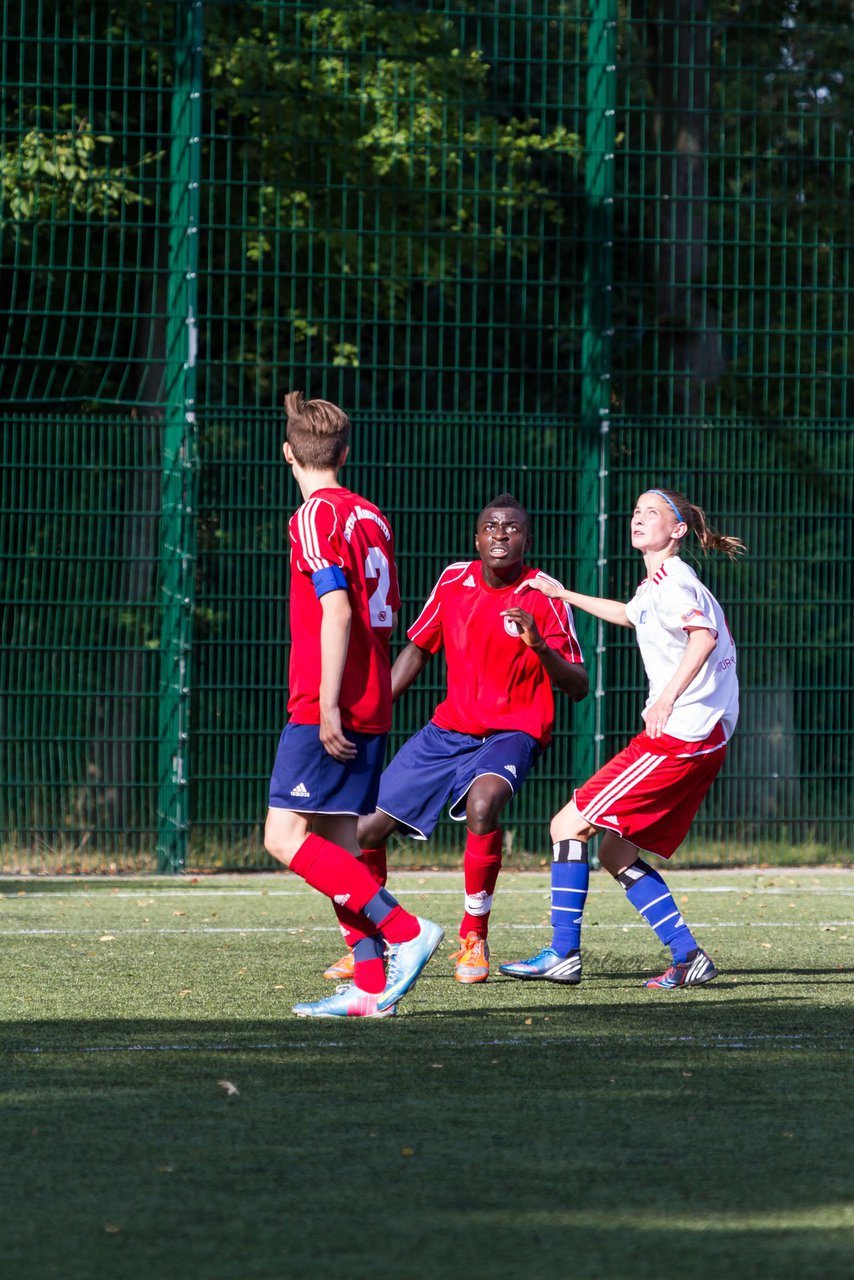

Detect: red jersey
287,487,400,733
407,561,584,747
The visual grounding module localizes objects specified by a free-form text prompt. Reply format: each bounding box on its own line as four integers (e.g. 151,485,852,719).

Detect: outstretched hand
514,577,564,600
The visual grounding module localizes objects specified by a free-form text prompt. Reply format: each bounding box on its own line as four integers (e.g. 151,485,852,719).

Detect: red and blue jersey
407,562,584,748
287,487,400,733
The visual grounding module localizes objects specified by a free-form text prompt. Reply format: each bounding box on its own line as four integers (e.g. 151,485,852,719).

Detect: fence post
157,0,202,872
574,0,617,795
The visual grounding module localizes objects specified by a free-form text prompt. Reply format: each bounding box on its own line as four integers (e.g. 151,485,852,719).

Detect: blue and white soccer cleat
292,984,397,1018
644,948,718,990
499,946,582,984
376,917,445,1011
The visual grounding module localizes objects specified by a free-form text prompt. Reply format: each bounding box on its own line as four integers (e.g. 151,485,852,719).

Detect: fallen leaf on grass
104,1224,121,1234
401,1146,414,1157
99,934,116,942
218,1080,239,1097
172,911,186,918
178,989,192,997
524,1017,533,1026
272,984,286,990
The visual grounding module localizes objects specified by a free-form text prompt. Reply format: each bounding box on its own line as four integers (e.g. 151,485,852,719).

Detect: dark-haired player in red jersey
322,495,589,985
264,391,443,1018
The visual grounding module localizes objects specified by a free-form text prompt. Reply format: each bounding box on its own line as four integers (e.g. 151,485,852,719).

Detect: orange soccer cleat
451,931,490,984
322,949,355,981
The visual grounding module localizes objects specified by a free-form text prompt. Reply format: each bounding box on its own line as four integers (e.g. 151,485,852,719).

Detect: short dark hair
477,493,530,529
284,390,350,470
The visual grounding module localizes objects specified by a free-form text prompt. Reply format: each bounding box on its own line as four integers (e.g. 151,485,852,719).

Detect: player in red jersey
265,391,443,1018
322,495,588,985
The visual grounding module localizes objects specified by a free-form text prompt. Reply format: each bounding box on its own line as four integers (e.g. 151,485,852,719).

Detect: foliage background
1,1,852,868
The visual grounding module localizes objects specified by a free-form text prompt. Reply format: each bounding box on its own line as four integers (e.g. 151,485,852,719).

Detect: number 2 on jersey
364,547,393,628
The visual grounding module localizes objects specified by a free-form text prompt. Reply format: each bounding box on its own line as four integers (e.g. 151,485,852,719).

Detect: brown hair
284,390,350,470
646,487,746,560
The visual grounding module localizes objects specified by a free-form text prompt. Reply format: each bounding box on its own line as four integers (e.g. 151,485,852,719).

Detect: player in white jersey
501,487,745,990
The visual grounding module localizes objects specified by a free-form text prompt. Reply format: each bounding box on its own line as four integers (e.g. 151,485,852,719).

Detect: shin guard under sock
290,833,385,913
550,839,589,955
616,859,697,962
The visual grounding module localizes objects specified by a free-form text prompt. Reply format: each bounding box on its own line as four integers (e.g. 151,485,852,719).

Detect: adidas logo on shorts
333,894,351,906
504,764,517,777
290,782,310,798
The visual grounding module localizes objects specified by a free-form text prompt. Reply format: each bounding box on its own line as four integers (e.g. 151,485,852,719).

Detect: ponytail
652,487,746,561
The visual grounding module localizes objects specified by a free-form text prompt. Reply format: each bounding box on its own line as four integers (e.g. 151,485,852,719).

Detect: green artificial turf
1,868,852,1279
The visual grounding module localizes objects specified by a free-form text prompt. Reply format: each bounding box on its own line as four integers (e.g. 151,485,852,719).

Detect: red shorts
573,728,727,857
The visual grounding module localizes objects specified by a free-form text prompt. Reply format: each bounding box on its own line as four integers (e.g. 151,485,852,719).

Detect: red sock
460,828,503,938
353,957,386,994
333,901,376,949
359,844,388,887
290,833,383,915
376,904,419,944
291,834,419,944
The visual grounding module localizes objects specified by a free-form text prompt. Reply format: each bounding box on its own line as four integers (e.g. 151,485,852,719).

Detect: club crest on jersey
503,616,522,636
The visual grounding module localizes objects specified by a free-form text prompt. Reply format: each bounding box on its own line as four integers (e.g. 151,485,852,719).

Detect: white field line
0,920,852,938
6,1030,851,1057
2,884,853,899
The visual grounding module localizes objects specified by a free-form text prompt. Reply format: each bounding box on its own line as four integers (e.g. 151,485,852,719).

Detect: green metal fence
1,1,852,871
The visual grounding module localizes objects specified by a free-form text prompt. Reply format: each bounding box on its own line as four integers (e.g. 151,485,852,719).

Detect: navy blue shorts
268,722,387,816
376,721,540,839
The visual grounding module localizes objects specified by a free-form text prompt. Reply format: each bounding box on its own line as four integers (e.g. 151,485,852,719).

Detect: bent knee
465,782,510,833
550,801,593,844
264,811,305,867
356,809,396,848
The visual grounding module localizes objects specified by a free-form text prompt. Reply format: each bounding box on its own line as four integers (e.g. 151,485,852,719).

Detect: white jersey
624,557,739,746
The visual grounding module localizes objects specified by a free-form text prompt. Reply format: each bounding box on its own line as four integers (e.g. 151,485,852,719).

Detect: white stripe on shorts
580,751,665,825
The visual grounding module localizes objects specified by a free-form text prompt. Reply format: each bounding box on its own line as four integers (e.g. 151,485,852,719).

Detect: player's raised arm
517,578,633,628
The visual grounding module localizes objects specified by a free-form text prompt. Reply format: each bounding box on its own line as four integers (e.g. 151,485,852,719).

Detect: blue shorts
268,723,387,816
376,721,540,839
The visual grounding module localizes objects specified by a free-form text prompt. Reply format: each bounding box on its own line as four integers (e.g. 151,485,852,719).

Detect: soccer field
1,868,852,1280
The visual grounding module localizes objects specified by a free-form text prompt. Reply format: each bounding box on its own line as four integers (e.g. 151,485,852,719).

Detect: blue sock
617,859,697,962
550,839,589,955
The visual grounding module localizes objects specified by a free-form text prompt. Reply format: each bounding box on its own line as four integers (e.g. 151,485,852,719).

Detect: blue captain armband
311,565,348,599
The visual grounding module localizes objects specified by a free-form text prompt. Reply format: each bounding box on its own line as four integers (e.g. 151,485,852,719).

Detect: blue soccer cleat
376,918,445,1011
499,946,582,984
644,948,718,990
292,984,397,1018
